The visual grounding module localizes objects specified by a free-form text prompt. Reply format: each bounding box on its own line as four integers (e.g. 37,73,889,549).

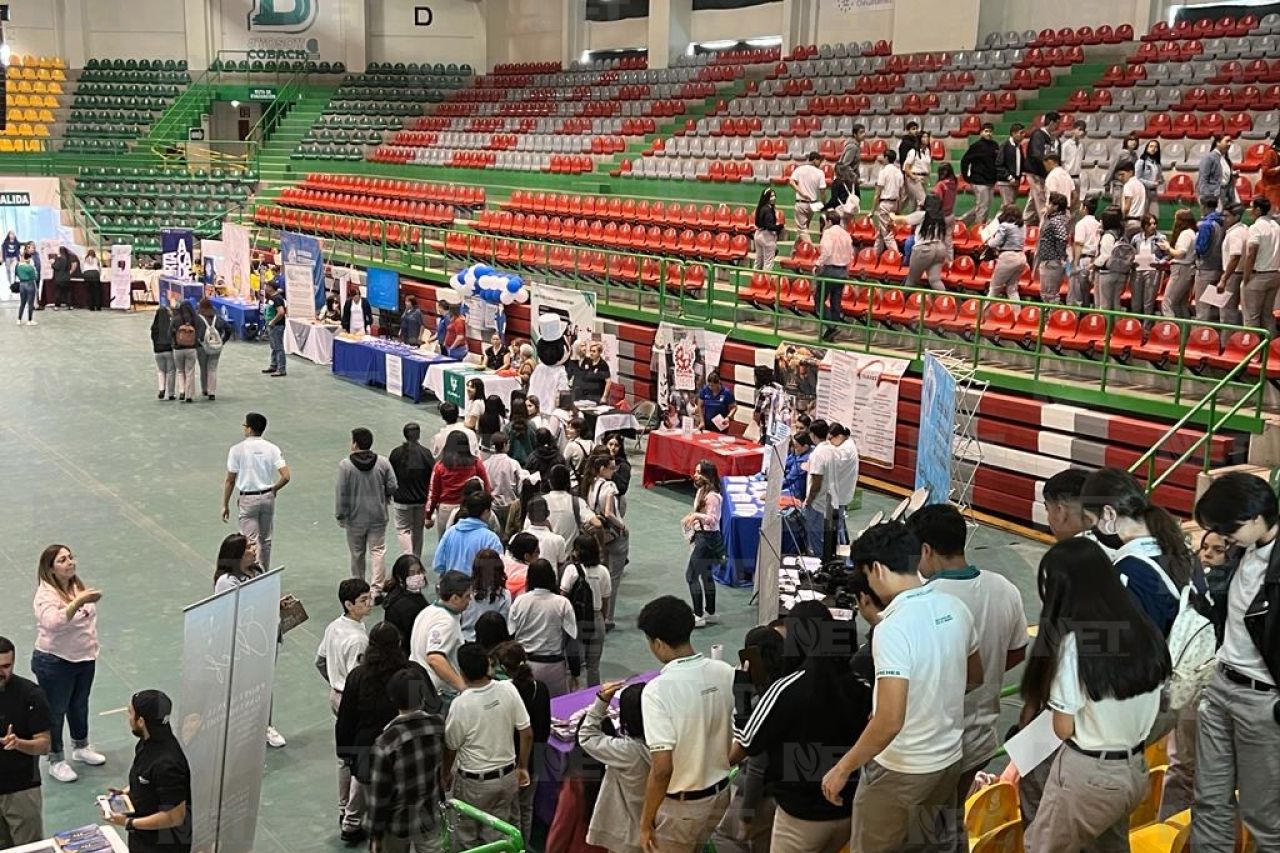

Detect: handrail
1128,337,1270,491
147,65,214,144
448,799,523,852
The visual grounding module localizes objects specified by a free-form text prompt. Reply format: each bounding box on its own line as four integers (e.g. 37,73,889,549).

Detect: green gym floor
0,303,1047,852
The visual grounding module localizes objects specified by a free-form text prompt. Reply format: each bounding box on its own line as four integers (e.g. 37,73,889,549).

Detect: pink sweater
33,581,99,662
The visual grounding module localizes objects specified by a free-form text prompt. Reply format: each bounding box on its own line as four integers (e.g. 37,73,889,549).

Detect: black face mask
1091,527,1126,551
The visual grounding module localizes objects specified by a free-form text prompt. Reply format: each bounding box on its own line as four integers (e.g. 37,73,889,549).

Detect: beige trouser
238,491,276,571
1194,269,1242,325
794,202,817,242
960,185,994,226
0,787,43,848
1162,263,1195,318
996,181,1018,206
329,689,365,832
902,178,926,213
1038,259,1067,303
1241,269,1280,331
654,787,733,852
753,230,778,270
394,503,427,559
452,770,520,850
987,252,1026,300
849,759,964,853
771,807,849,853
906,242,948,291
1095,270,1128,312
1027,745,1147,853
1160,704,1199,820
346,522,388,589
1023,174,1046,223
873,201,898,254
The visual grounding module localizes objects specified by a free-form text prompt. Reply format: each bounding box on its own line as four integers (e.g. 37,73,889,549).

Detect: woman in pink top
30,544,105,783
681,460,726,628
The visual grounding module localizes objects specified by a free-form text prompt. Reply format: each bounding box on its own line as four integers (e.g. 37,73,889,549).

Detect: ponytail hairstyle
1080,467,1192,587
492,640,535,693
579,453,613,501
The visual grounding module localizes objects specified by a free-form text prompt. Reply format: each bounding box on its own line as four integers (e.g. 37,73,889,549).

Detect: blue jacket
1195,210,1224,258
1112,537,1180,637
783,450,810,499
2,237,21,260
432,517,502,575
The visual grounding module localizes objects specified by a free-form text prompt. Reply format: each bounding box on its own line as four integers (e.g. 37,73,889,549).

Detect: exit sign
187,127,206,142
249,87,277,102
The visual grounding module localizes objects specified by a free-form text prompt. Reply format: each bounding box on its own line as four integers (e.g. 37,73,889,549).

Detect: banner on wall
815,351,909,468
652,322,728,430
832,0,894,11
280,231,325,310
161,228,195,279
220,0,341,62
529,283,596,342
109,244,132,311
221,222,252,299
916,353,958,504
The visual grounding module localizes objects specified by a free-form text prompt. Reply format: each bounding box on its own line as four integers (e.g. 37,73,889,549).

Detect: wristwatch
125,818,135,832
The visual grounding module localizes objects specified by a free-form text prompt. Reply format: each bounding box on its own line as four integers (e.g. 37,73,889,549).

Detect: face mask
405,574,427,593
1091,527,1126,551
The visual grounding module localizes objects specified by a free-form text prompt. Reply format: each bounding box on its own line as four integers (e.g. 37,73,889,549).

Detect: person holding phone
105,690,192,853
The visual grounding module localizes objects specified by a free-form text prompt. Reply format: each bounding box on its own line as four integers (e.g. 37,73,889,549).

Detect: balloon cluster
449,264,529,306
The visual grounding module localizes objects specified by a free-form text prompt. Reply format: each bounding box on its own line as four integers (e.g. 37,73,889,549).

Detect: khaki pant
196,348,222,396
174,347,197,399
1192,668,1280,852
451,769,519,850
653,787,732,852
1095,270,1128,312
346,522,387,589
329,689,366,832
988,252,1026,300
794,202,817,243
1195,269,1242,325
154,351,176,398
960,185,994,227
1023,174,1046,224
906,242,948,291
1027,745,1147,853
1130,269,1160,320
433,503,459,541
753,230,778,270
1038,259,1066,303
1162,263,1195,318
873,201,898,254
996,181,1018,207
1241,269,1280,332
238,491,276,571
772,807,849,853
902,178,926,213
1067,261,1094,307
850,759,964,853
1018,747,1055,825
0,787,43,848
1160,703,1198,820
394,502,427,559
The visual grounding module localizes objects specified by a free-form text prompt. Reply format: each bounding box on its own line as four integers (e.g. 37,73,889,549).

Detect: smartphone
95,792,134,819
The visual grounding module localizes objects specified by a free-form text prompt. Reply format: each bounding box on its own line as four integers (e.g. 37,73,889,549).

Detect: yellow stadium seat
1145,737,1170,769
51,69,65,82
972,821,1023,853
1131,765,1168,830
34,125,49,138
8,54,21,67
1130,821,1189,853
965,781,1020,842
14,81,31,94
33,82,48,95
0,139,15,153
47,82,61,95
53,58,66,69
12,94,27,108
42,95,58,108
16,123,33,138
26,139,43,152
38,109,53,123
36,68,50,81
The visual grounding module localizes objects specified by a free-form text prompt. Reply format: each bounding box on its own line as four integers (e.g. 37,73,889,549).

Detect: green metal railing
449,799,524,852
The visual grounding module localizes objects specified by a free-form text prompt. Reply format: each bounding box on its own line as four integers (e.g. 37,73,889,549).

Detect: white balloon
463,269,477,287
478,274,506,293
499,288,516,305
513,287,529,304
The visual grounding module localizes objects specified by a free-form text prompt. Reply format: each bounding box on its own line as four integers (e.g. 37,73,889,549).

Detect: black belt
527,653,565,664
665,777,729,801
458,763,515,781
1220,662,1276,692
240,488,273,496
1065,739,1143,761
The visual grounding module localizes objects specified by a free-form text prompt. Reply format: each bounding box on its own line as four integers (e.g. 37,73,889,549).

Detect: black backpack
564,563,595,625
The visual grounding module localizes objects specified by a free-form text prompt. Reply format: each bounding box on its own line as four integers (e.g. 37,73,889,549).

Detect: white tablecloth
285,318,338,365
422,363,524,409
593,411,640,438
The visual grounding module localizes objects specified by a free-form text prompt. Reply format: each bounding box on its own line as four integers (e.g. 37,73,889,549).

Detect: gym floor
0,304,1047,851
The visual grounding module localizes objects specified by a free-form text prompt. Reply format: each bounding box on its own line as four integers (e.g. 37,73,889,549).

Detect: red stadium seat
1181,326,1223,373
996,305,1044,348
1207,330,1263,372
1132,321,1183,368
1104,317,1146,362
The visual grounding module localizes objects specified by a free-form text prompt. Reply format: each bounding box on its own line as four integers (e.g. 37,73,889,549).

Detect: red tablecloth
643,430,765,487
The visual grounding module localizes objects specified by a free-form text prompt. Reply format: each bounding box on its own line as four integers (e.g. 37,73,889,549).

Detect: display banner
109,244,132,310
200,239,224,286
530,282,596,341
283,262,315,324
385,353,403,397
161,228,195,279
221,222,252,299
816,351,909,468
652,322,728,429
916,353,958,503
773,342,827,418
180,569,281,853
220,0,343,62
529,283,596,408
280,230,325,310
755,441,787,625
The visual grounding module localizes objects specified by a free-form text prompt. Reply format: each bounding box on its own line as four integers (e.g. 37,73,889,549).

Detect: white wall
586,17,646,52
813,0,894,46
893,0,978,53
367,0,485,66
587,3,784,53
83,0,188,60
978,0,1153,42
7,1,60,60
491,0,564,66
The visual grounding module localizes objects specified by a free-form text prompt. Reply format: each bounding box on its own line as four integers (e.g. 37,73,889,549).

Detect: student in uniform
409,571,473,707
1041,468,1089,541
821,522,982,853
580,678,651,853
107,690,193,853
1191,473,1280,851
507,560,579,697
907,504,1028,800
560,535,613,688
1021,539,1170,853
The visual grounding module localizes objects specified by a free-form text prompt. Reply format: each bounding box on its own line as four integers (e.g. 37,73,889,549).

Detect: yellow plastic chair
34,125,49,138
1145,736,1170,769
38,109,53,123
1165,809,1190,828
26,139,44,152
965,781,1020,844
0,139,15,153
972,821,1023,853
47,81,62,95
42,95,58,108
1129,821,1189,853
1131,765,1168,830
51,68,65,81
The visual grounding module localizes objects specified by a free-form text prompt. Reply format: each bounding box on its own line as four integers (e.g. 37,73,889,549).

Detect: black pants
818,265,847,335
54,280,71,307
686,531,723,616
84,272,102,310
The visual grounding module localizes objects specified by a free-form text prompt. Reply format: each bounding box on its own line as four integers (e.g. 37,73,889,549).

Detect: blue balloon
472,264,494,278
506,278,522,294
482,289,501,304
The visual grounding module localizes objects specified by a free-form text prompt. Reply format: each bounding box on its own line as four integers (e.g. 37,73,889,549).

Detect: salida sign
0,192,31,206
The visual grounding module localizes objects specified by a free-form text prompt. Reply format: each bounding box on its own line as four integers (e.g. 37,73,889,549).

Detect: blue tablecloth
211,297,261,340
157,277,205,307
715,474,802,588
332,337,458,402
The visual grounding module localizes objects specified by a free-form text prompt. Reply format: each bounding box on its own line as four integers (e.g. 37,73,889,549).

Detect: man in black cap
106,690,191,853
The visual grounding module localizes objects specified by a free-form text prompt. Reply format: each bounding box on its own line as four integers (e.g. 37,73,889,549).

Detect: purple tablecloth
535,670,660,826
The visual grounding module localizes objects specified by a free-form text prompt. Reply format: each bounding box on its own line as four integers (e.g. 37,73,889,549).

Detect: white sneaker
704,613,720,625
49,760,78,783
693,614,707,628
72,746,106,766
16,317,23,325
27,319,37,326
265,726,286,749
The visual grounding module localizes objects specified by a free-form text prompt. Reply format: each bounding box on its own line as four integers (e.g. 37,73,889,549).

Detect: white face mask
405,574,427,593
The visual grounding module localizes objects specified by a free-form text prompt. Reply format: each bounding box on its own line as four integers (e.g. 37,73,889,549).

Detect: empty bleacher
2,55,67,152
63,58,191,154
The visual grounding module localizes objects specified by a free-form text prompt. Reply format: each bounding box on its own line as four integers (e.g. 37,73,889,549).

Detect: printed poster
109,244,132,310
283,263,315,325
279,230,325,311
916,353,958,504
652,322,728,430
221,222,252,300
161,228,195,279
385,353,403,397
816,351,909,468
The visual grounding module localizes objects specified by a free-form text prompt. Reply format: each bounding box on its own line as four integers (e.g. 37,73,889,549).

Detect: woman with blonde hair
31,544,106,783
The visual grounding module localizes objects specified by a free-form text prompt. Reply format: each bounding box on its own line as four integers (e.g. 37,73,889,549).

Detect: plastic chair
972,821,1024,853
1130,765,1168,829
965,782,1020,841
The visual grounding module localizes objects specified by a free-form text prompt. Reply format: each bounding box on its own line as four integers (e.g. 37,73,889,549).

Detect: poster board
279,231,325,311
161,229,195,279
366,267,400,311
652,322,728,430
283,263,315,324
916,353,958,503
815,351,909,468
109,244,132,310
221,222,252,300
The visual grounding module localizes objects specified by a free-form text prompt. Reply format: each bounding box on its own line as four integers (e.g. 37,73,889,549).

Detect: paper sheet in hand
809,201,826,212
1197,285,1233,308
712,414,730,430
1004,710,1063,775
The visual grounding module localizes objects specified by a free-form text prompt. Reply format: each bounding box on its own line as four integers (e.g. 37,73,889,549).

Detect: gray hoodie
335,450,398,527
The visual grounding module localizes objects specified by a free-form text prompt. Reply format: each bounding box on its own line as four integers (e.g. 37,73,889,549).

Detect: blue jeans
18,281,35,321
30,650,95,758
268,323,286,373
686,531,723,616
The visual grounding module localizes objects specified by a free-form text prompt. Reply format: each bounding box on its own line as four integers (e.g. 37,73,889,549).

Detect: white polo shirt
227,436,286,492
445,679,531,773
1045,166,1074,203
1247,215,1280,272
928,568,1028,770
1224,222,1249,265
872,585,977,773
316,615,368,692
1049,631,1161,752
642,653,736,792
1123,176,1147,220
791,163,827,203
877,164,905,204
430,423,480,459
1074,215,1101,257
806,441,838,513
827,437,861,509
410,602,464,694
523,524,568,568
507,588,578,657
560,562,612,613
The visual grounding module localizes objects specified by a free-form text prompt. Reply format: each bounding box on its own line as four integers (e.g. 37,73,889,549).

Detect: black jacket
1203,543,1280,686
336,662,438,783
342,297,373,333
388,440,434,504
897,134,920,166
150,306,174,353
381,588,427,657
961,138,999,186
754,204,784,235
1024,127,1054,178
996,139,1023,183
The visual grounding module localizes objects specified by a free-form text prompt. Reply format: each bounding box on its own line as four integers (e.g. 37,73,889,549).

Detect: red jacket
1260,147,1280,211
426,459,489,512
